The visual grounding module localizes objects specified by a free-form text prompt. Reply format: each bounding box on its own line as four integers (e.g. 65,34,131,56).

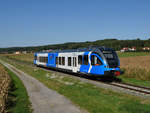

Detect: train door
55,56,58,67
79,52,90,73
77,55,82,72
89,53,105,75
48,54,55,66
72,57,77,72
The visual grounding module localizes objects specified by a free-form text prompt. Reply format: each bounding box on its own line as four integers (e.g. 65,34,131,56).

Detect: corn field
0,65,10,113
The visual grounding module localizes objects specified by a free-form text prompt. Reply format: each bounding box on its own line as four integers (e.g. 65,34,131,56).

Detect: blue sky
0,0,150,47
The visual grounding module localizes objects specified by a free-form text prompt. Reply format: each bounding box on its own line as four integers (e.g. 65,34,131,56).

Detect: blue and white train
34,47,121,76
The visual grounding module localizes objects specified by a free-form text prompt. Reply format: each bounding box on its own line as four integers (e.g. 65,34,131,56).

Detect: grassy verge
1,57,150,113
4,66,32,113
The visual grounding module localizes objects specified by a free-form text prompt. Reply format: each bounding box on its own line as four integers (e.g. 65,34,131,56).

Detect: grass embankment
1,56,150,113
0,63,32,113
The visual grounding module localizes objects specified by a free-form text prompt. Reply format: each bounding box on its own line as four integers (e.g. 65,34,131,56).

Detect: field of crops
0,64,10,113
120,55,150,80
1,53,34,63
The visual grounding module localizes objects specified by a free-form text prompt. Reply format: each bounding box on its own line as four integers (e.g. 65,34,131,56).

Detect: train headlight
115,71,120,76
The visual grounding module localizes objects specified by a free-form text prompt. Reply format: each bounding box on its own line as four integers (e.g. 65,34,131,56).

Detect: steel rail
110,82,150,94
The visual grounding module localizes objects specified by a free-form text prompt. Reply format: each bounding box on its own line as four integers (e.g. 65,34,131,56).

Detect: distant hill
1,39,150,53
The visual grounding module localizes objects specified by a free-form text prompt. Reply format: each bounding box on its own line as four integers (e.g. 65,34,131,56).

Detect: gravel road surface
1,60,85,113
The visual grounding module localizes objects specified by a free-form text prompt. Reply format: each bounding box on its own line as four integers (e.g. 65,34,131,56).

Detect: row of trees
1,39,150,53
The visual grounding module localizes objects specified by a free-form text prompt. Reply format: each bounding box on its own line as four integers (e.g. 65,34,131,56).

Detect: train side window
56,57,58,64
39,57,41,62
83,55,88,65
78,55,82,65
68,57,71,66
59,57,61,65
34,55,37,60
39,57,48,63
73,57,77,67
62,57,65,65
45,57,48,63
73,57,75,66
40,57,41,62
75,57,77,67
91,55,102,66
39,57,42,62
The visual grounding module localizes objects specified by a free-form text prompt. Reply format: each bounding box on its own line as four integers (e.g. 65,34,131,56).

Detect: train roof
35,46,114,54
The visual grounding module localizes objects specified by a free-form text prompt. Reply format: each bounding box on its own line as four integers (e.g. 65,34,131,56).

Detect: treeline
1,39,150,53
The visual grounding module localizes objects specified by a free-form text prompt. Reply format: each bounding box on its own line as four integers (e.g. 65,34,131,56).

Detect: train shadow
76,74,122,83
39,66,122,83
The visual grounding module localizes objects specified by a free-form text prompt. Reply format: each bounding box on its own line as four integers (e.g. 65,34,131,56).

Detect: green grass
4,66,32,113
2,58,150,113
118,52,150,57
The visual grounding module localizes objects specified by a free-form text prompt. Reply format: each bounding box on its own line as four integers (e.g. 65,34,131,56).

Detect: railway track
37,65,150,96
39,66,150,98
110,82,150,95
25,63,150,98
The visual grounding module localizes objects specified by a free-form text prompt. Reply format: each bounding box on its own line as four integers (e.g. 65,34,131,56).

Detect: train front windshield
102,50,119,68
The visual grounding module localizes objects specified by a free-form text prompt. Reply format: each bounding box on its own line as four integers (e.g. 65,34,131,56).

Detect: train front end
90,47,121,76
101,49,121,76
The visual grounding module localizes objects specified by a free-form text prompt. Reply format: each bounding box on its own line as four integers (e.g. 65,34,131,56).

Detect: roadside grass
3,65,32,113
1,57,150,113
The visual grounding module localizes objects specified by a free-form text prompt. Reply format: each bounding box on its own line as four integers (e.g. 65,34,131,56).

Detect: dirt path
1,60,84,113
